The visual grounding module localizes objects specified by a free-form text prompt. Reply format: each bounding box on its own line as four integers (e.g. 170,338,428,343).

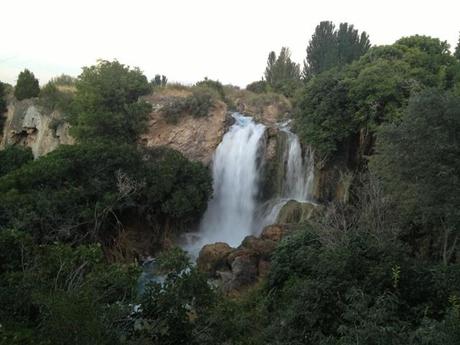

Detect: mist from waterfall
183,113,266,253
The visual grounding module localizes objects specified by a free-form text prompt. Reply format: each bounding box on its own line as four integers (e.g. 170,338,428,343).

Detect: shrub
162,88,215,124
0,145,33,177
70,60,152,143
14,69,40,100
246,80,268,93
39,81,74,112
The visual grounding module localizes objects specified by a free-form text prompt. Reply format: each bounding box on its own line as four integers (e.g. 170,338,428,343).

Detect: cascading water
256,126,315,229
183,113,266,254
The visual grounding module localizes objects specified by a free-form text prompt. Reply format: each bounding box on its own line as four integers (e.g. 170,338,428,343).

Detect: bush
0,143,212,244
246,80,268,93
70,60,152,144
39,81,74,112
162,88,215,124
14,69,40,101
0,145,33,177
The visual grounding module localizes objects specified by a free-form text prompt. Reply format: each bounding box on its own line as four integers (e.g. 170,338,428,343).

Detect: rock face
140,90,228,165
197,242,233,275
1,99,74,158
197,224,291,294
277,200,320,224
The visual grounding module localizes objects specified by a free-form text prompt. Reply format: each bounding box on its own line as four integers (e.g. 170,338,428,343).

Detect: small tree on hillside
264,47,301,97
14,69,40,100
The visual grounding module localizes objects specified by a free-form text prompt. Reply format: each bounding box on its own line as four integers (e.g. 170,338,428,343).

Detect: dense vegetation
1,22,460,344
14,69,40,101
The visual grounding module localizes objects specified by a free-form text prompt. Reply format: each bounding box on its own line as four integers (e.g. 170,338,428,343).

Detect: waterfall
282,130,314,201
183,113,266,254
182,113,314,256
256,127,315,229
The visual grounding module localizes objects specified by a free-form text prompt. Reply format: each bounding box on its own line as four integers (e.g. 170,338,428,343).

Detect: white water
256,127,315,229
182,114,314,256
183,113,266,254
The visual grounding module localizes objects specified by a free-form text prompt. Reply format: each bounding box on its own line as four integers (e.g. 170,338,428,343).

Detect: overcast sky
1,0,459,87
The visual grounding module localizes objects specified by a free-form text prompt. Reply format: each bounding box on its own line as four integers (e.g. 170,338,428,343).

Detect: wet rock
224,251,258,292
276,200,319,224
260,224,289,242
241,235,277,260
197,242,233,276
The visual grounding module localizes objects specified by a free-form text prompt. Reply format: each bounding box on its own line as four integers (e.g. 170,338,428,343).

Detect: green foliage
14,69,40,101
246,80,268,93
50,74,76,86
195,78,226,100
0,143,211,243
0,229,139,345
264,47,301,97
295,37,460,157
294,69,357,156
304,21,370,78
152,74,168,88
70,60,152,143
370,89,460,262
39,81,74,112
0,146,33,177
455,33,460,60
162,88,215,124
262,220,460,345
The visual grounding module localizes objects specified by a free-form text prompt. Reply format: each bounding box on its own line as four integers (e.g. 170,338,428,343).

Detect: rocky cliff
0,98,74,158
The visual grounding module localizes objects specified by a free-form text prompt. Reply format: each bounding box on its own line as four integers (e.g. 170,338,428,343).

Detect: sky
1,0,459,87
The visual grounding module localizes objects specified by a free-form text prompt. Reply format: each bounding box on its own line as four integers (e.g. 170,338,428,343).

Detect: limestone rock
197,242,233,276
140,90,228,165
260,224,289,242
241,235,277,260
1,99,74,158
277,200,319,224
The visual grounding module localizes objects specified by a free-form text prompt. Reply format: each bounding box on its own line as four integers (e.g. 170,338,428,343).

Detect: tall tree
70,60,152,143
455,33,460,60
264,47,301,97
304,21,370,79
371,89,460,263
14,69,40,100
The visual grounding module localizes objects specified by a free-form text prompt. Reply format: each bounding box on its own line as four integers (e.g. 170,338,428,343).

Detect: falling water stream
182,113,314,256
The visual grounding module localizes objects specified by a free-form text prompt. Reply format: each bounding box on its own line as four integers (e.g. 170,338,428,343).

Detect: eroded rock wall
0,98,74,158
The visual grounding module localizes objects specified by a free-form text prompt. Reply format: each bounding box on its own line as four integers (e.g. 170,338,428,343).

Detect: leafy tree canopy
264,47,301,97
14,69,40,101
370,89,460,262
0,143,211,244
304,21,370,78
70,60,152,143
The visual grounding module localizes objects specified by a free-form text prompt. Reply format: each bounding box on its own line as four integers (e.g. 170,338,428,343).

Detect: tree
0,145,33,177
371,89,460,263
14,69,40,100
303,21,370,79
70,60,152,143
264,47,301,97
454,33,460,60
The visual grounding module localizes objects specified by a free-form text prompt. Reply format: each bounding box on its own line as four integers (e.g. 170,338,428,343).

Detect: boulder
197,242,233,276
241,235,277,260
260,224,289,242
223,251,258,292
276,200,319,224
